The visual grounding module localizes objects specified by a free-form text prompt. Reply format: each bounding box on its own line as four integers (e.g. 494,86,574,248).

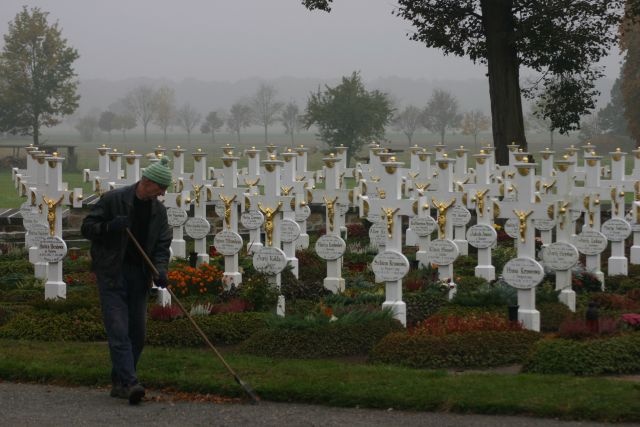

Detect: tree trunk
143,124,148,143
264,123,268,143
480,0,526,166
32,118,39,146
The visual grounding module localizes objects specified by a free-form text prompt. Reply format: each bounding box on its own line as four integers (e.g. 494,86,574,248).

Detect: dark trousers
97,263,149,387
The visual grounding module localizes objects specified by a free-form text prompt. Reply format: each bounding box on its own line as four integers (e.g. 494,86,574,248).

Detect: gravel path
1,381,638,427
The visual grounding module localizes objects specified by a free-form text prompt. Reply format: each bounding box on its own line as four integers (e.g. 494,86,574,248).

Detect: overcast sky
0,0,623,83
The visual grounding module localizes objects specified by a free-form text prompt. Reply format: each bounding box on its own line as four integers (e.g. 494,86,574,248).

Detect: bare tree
392,105,423,144
175,103,201,142
252,83,284,143
461,109,490,151
200,110,225,143
280,102,300,145
109,98,137,141
98,111,116,141
422,89,461,144
153,86,176,143
125,85,156,142
227,102,253,143
75,114,99,142
527,106,555,148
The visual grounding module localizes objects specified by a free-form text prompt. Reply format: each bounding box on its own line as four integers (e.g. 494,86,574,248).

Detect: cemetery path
1,381,637,427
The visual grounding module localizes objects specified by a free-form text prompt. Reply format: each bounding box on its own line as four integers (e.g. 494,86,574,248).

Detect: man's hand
108,216,130,232
155,271,169,289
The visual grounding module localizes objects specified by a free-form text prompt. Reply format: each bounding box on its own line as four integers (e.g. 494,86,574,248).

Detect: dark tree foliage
302,0,640,165
302,71,394,165
598,78,629,135
620,1,640,143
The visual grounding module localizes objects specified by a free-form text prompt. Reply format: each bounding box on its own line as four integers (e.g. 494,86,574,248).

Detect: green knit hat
143,157,172,188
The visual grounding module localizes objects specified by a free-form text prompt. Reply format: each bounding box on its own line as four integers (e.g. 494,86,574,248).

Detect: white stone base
631,246,640,264
323,277,345,294
171,239,186,259
155,288,171,306
518,308,540,332
382,300,406,327
405,229,417,246
608,256,628,276
223,272,242,288
45,281,66,300
475,265,495,282
34,262,48,279
559,289,576,312
415,251,429,268
296,234,309,250
288,258,299,278
276,295,285,317
247,241,263,254
196,254,210,267
454,239,468,256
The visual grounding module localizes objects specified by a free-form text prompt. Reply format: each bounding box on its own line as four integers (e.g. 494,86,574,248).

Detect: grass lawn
1,339,639,422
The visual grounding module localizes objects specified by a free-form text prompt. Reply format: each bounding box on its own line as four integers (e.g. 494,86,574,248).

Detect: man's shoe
110,384,128,399
127,383,145,405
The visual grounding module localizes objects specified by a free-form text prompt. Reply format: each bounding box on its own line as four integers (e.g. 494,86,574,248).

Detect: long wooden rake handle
125,228,260,404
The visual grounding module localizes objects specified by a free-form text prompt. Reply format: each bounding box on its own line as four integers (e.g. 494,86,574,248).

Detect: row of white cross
10,141,640,331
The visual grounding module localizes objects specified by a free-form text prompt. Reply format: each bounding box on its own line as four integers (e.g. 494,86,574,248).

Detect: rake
125,228,260,404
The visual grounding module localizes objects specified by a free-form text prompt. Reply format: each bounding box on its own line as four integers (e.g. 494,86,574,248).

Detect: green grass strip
1,339,639,422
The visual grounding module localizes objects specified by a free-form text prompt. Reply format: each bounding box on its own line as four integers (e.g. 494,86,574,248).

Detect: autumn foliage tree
0,7,79,145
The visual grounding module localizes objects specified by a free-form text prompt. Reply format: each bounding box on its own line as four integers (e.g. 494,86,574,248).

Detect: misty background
0,0,622,134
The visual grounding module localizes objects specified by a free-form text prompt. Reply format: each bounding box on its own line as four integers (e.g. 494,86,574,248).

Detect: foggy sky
0,0,622,83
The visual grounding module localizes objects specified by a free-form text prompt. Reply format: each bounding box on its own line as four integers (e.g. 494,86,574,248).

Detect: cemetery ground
1,234,640,423
2,133,640,423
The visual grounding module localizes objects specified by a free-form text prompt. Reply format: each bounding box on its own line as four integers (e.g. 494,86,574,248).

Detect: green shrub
405,289,449,326
371,330,541,369
452,255,478,278
281,267,330,302
238,311,401,358
538,302,574,333
492,245,518,273
605,275,637,294
0,306,13,326
536,280,561,305
146,312,269,347
236,272,278,312
0,308,104,341
0,258,32,277
451,279,515,307
523,333,640,375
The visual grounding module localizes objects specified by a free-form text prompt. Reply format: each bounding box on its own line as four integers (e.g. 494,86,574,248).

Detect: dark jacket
81,183,172,281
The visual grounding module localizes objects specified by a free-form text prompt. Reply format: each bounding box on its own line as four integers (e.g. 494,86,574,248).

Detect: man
81,157,173,405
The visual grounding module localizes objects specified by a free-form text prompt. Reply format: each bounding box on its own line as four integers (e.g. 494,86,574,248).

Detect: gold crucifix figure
218,194,237,229
432,197,456,239
513,209,533,242
192,184,203,207
258,202,283,247
323,196,338,232
42,194,65,236
381,207,400,238
473,189,490,218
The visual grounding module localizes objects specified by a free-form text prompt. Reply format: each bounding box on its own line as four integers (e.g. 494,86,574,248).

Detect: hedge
146,312,270,347
371,330,541,369
523,333,640,375
238,317,402,358
0,308,105,342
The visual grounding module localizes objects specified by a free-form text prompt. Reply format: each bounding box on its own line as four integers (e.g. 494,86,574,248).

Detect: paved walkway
1,381,638,426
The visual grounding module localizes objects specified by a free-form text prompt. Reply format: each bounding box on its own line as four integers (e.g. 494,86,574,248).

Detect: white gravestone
315,235,347,261
213,230,244,256
372,250,410,282
185,217,211,240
